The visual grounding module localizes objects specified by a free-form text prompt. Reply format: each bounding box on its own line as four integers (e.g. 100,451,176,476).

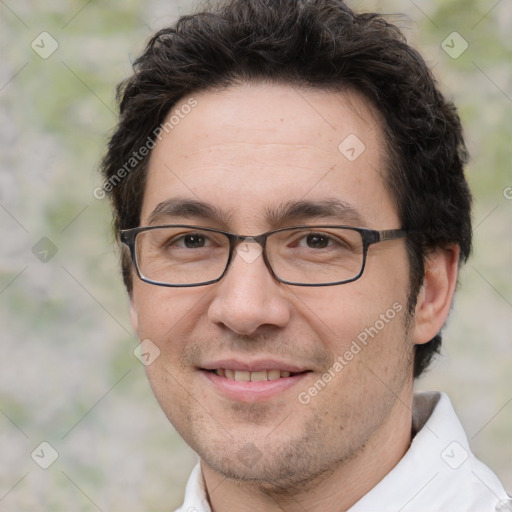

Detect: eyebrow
147,198,234,226
265,198,366,227
146,197,367,228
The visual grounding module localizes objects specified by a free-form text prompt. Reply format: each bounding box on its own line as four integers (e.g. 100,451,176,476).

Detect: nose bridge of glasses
233,235,265,265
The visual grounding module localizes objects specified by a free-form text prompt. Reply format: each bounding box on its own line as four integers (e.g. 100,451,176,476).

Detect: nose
207,239,291,336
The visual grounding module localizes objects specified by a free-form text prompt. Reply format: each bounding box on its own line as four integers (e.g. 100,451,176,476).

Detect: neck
201,389,414,512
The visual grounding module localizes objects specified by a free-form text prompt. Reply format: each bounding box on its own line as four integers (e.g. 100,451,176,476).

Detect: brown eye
182,234,206,248
305,234,330,249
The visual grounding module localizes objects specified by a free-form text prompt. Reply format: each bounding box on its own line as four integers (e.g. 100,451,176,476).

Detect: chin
199,436,342,492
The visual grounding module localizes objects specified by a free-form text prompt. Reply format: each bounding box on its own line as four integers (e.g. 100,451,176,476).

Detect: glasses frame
119,224,408,288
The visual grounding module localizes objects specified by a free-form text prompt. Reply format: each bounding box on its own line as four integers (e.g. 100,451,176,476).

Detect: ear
130,298,139,335
413,245,460,345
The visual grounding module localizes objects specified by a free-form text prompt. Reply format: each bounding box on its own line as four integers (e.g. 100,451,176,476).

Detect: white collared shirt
175,392,511,512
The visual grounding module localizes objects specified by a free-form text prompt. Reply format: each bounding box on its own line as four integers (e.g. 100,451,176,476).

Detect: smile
209,369,299,381
201,364,311,402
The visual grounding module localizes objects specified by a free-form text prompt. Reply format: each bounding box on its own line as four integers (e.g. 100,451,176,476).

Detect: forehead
142,82,398,230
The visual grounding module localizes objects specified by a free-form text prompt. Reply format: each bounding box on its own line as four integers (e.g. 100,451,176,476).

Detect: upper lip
200,359,310,373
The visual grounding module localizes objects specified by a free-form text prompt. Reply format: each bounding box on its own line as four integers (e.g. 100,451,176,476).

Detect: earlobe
412,246,460,345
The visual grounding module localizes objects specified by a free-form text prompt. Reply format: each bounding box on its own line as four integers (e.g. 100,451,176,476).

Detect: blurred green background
0,0,510,509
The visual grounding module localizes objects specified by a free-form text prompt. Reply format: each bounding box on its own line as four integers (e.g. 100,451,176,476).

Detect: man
100,0,510,510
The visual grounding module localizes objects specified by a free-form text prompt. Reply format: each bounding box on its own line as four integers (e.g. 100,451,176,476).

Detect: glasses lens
266,227,364,285
135,227,229,285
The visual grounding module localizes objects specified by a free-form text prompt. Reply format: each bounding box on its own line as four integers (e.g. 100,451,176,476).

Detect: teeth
215,369,295,381
250,371,267,382
234,370,251,382
267,370,281,381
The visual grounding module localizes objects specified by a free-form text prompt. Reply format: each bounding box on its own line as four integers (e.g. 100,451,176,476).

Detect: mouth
199,363,312,402
204,368,306,381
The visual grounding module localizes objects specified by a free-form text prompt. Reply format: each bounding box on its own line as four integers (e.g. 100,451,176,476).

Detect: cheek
294,276,410,374
132,287,211,427
131,285,212,353
295,282,400,337
295,295,411,424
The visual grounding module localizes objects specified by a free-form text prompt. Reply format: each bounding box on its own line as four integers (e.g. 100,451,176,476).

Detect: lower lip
201,370,309,402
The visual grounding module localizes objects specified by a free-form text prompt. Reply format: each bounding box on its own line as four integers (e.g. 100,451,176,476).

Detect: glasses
120,225,408,287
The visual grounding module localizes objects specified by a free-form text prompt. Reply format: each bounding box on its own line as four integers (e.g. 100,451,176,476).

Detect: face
130,83,416,489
